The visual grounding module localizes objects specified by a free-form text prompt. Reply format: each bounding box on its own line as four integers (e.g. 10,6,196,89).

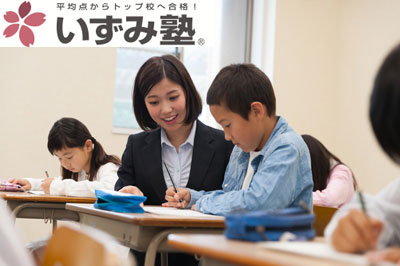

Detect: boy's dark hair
207,63,276,119
370,44,400,164
301,134,357,191
133,54,202,130
47,117,121,181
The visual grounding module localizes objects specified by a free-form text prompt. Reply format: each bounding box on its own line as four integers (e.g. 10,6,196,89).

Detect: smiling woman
114,54,234,266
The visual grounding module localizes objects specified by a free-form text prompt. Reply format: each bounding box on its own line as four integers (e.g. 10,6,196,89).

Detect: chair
41,225,134,266
313,205,338,236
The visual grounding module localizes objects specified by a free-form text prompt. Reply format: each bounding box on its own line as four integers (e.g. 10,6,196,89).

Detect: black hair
133,54,202,130
370,44,400,164
207,63,276,119
47,117,121,181
302,134,357,191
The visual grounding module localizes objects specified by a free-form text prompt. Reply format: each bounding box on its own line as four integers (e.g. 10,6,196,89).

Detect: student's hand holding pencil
41,177,54,194
8,178,31,191
163,187,191,208
331,209,383,253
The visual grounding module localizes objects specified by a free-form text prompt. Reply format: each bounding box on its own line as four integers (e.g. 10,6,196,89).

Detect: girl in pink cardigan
302,134,357,208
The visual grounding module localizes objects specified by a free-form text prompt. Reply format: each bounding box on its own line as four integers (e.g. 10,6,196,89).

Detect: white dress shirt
161,121,196,189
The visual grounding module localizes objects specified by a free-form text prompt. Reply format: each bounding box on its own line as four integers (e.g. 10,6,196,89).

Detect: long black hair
302,134,357,191
47,118,121,181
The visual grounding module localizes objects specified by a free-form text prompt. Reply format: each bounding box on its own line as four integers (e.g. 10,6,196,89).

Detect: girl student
302,134,357,208
115,54,233,266
9,117,120,197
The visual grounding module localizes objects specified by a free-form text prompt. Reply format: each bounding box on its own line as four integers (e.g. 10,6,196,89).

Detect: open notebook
143,206,223,219
257,241,396,266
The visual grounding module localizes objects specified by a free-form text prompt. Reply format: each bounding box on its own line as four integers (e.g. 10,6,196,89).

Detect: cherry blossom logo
3,1,46,47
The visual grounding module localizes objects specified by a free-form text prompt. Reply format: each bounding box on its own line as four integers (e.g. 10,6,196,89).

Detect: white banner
0,0,213,47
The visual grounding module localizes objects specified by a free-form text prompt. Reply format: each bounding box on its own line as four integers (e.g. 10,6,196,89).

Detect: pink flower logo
3,1,45,47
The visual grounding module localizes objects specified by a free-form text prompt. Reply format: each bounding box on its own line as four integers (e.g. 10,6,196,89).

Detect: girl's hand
8,178,32,191
163,187,191,208
367,247,400,264
41,178,55,194
119,186,144,196
331,209,383,253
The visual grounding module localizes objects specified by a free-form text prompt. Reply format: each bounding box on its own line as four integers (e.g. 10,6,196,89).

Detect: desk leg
52,219,57,232
160,252,168,266
144,229,223,266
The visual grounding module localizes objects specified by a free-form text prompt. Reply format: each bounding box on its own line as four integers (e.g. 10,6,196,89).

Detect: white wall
0,48,129,242
272,0,400,193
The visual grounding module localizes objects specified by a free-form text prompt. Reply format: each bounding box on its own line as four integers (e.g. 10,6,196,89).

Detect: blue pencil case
94,189,147,213
224,207,315,241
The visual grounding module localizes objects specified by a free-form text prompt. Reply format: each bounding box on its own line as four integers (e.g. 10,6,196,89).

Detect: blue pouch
94,189,147,213
224,207,315,241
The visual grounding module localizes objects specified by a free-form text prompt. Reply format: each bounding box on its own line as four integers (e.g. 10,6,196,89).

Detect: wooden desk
313,205,338,236
168,234,356,266
1,192,95,231
66,203,225,266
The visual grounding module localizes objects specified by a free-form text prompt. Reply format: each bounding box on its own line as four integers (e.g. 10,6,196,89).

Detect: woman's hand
119,186,144,196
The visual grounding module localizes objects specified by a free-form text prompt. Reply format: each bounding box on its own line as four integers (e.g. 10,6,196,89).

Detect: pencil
45,171,49,178
358,191,369,218
163,161,183,203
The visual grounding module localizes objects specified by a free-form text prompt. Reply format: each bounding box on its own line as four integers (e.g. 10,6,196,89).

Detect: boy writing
163,64,313,215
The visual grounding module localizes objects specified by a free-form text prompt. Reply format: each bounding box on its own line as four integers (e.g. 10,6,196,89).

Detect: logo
3,1,46,47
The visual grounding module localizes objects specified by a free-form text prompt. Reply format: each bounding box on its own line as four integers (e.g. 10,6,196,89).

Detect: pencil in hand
163,161,183,203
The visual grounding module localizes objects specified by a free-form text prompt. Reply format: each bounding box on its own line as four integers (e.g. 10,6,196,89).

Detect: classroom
0,0,399,265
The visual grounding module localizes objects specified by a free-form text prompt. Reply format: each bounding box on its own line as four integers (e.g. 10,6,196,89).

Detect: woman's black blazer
115,120,234,205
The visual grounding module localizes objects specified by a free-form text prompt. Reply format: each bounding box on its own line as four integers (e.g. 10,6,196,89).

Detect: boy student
164,64,313,215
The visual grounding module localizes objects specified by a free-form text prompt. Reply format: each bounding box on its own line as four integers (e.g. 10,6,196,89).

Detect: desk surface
0,191,95,203
168,234,353,266
66,203,225,228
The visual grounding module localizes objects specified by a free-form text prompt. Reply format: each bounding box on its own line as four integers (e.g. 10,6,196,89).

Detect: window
112,47,179,134
112,0,267,133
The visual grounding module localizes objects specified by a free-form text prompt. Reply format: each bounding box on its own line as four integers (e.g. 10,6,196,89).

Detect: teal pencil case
94,189,147,213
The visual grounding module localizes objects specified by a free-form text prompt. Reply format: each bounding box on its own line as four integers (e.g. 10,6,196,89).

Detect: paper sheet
28,190,45,195
258,241,372,265
143,206,223,218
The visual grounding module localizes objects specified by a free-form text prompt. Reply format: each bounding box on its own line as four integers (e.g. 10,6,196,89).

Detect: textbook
94,189,147,213
0,181,24,192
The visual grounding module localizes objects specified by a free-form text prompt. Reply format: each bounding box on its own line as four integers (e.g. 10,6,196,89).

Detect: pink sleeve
312,164,355,208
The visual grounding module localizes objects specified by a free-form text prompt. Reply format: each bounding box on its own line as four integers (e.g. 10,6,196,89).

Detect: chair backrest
41,226,119,266
313,205,338,236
